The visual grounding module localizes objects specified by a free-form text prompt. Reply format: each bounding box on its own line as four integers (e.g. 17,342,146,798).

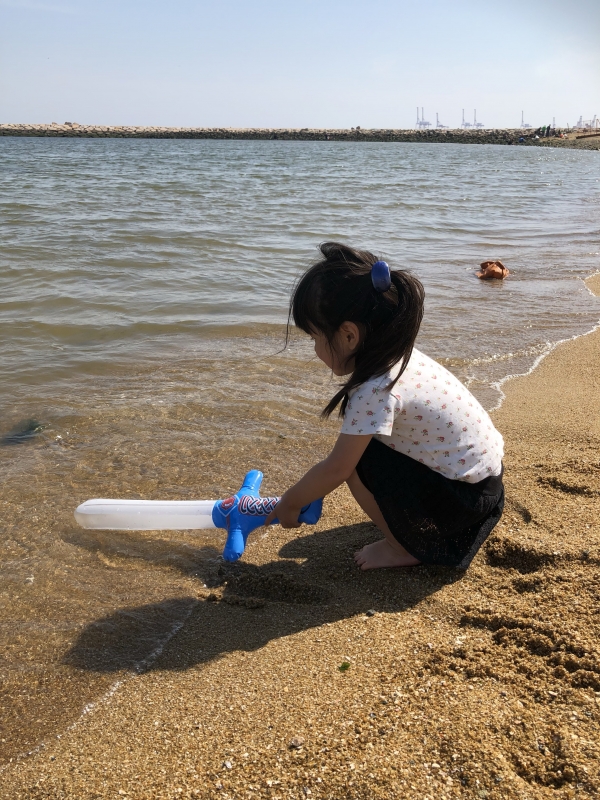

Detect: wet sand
3,279,600,799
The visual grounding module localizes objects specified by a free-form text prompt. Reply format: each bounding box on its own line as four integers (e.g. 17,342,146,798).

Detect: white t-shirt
340,348,503,483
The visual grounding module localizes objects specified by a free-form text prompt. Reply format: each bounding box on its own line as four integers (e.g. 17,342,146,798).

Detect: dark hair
290,242,424,418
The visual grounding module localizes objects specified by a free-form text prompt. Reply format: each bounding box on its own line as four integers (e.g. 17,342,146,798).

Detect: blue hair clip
371,260,391,292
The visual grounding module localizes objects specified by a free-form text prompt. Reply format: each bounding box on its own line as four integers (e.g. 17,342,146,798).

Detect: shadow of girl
62,523,464,674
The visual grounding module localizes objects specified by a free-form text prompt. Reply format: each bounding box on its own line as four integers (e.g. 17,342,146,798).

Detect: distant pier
0,124,598,149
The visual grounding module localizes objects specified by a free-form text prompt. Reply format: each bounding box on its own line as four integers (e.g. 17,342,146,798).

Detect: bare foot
354,539,421,570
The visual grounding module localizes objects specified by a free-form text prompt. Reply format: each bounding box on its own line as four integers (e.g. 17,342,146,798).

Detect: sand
3,278,600,799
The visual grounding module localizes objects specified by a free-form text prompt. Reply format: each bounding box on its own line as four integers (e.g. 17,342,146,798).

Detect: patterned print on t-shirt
340,348,503,483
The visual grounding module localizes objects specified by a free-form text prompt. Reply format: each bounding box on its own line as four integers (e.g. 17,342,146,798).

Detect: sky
0,0,598,129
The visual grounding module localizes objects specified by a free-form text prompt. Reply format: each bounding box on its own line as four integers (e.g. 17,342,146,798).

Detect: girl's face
311,322,360,376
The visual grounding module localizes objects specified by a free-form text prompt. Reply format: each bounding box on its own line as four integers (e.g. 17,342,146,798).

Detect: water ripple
1,138,599,408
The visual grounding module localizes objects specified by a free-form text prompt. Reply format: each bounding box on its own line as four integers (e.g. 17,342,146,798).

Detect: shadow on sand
62,522,465,674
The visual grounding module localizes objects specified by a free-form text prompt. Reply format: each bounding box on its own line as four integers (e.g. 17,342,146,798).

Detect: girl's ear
338,321,361,352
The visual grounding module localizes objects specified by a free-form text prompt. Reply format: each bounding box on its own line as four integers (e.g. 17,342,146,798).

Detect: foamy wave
489,318,600,412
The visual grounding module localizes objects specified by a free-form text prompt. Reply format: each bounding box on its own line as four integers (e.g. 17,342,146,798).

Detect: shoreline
488,272,600,412
2,123,599,149
3,286,600,797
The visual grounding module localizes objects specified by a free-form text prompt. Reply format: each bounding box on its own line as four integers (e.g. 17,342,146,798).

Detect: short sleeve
340,383,401,436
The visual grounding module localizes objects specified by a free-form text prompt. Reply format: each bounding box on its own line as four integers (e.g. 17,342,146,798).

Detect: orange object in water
476,260,510,280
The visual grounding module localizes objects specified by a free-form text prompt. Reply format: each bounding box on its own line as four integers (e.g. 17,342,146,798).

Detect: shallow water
0,138,599,762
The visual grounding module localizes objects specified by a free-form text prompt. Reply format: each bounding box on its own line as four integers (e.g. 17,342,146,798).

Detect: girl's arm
265,433,372,528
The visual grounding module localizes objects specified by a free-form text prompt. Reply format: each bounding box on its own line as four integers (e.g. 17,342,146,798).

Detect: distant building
416,107,431,128
577,115,598,130
520,111,532,129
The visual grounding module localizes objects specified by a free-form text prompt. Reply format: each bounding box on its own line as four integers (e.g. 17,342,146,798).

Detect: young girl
265,242,505,570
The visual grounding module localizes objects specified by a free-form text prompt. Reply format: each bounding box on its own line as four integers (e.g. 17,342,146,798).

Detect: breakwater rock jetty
1,123,599,149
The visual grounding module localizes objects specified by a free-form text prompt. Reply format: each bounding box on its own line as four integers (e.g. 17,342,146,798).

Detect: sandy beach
2,276,599,799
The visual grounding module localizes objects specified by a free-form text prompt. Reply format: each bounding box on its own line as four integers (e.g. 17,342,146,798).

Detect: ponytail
290,242,425,418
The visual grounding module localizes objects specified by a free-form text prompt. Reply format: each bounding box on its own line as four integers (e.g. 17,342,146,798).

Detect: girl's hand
265,494,302,528
263,433,372,529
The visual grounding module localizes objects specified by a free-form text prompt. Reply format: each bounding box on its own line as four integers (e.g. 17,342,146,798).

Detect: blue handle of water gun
222,526,246,563
220,497,322,562
271,498,323,527
217,470,323,562
239,469,263,496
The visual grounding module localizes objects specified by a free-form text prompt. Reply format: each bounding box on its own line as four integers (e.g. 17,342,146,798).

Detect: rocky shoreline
1,123,599,149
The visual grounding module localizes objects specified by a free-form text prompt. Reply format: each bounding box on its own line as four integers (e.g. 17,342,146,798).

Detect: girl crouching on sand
265,242,505,570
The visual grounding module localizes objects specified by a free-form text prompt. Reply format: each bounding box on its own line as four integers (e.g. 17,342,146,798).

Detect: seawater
0,138,599,762
2,138,600,406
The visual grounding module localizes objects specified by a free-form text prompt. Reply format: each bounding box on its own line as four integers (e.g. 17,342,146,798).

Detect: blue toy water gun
75,469,323,562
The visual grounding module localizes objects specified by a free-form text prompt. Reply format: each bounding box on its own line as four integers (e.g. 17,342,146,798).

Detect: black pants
356,439,504,569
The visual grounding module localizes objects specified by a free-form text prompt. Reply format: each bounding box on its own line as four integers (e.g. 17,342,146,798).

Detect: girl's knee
346,469,360,490
347,470,371,503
